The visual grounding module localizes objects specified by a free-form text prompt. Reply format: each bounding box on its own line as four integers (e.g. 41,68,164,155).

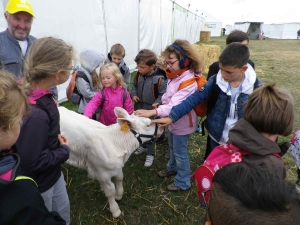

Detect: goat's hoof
112,209,122,218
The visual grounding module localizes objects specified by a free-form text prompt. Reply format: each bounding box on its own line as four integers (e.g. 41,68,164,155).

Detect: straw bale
193,44,221,73
200,31,211,42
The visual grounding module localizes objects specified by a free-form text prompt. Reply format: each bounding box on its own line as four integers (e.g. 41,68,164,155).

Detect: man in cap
0,0,58,98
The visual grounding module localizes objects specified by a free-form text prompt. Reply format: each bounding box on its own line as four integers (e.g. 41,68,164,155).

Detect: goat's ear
114,107,130,119
115,107,137,132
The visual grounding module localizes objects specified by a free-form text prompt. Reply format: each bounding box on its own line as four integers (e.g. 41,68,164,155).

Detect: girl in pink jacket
135,39,204,191
84,63,133,125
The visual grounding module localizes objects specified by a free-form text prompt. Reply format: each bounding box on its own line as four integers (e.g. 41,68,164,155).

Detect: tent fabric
202,10,222,37
263,23,300,39
0,0,203,102
225,25,233,35
234,22,263,39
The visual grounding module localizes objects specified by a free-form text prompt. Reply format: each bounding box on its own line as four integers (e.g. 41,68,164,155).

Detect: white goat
58,106,162,218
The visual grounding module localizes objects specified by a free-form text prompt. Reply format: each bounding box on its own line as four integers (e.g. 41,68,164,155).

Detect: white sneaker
295,181,300,195
134,146,147,155
144,155,154,167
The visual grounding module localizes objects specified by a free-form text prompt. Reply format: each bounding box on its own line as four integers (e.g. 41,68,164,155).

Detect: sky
175,0,298,26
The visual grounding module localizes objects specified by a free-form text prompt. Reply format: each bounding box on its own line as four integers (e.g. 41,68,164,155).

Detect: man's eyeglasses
164,59,179,67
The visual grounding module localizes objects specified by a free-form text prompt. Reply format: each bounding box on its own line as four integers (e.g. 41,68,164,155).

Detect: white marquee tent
0,0,204,102
202,10,222,37
262,23,300,39
234,22,263,39
225,25,233,35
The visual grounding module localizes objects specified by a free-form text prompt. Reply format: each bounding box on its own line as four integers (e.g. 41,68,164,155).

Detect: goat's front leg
115,168,124,200
100,178,121,218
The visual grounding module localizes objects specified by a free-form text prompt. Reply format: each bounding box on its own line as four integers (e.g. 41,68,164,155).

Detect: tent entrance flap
247,22,263,39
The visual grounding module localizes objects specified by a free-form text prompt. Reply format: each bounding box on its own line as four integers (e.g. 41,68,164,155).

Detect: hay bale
200,31,211,42
193,44,221,73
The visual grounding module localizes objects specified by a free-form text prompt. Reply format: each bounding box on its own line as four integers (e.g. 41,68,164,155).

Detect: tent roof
235,22,263,24
202,10,222,23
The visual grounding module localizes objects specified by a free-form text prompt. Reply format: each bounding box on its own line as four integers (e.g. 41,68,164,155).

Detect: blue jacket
0,29,35,79
0,29,58,99
170,66,261,142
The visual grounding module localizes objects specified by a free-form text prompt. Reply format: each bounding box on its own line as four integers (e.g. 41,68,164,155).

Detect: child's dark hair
161,39,203,73
134,49,157,66
243,84,294,136
226,30,249,45
219,42,249,68
110,43,125,57
209,163,300,225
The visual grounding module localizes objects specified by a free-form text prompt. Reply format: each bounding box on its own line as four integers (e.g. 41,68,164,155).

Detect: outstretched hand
151,117,173,127
134,109,156,118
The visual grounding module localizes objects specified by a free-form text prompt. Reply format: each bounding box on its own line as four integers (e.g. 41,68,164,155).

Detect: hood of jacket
107,53,126,68
216,63,257,95
0,153,19,192
228,118,281,155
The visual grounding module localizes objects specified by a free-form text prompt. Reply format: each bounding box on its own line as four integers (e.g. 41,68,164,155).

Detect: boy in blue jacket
152,43,261,159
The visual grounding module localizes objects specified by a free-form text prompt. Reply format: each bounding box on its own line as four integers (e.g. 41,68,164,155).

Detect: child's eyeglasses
164,59,179,66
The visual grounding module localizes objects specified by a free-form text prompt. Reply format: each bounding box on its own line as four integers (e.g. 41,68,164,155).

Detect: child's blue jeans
167,131,191,190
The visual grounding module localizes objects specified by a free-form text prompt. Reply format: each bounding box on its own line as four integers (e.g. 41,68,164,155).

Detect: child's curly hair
161,39,203,73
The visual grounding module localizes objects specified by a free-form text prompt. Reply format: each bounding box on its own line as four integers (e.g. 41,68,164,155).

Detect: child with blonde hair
0,71,66,224
135,39,204,191
14,37,74,224
84,62,133,125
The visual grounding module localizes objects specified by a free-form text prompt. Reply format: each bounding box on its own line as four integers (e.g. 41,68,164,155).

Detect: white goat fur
58,106,162,218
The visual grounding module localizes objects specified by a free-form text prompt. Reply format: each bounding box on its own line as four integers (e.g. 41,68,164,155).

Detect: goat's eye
147,125,151,127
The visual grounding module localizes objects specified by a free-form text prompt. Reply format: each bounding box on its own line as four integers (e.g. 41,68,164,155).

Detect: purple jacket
84,86,133,125
156,70,198,135
14,91,69,193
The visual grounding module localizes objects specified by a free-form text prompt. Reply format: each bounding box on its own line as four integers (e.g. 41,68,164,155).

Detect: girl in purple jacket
15,37,74,225
84,63,133,125
135,39,204,191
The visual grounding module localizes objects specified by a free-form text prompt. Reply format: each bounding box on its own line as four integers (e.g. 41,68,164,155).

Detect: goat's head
114,107,163,146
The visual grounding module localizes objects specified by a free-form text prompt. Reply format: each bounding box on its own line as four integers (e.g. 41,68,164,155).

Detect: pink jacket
84,86,133,125
156,70,198,135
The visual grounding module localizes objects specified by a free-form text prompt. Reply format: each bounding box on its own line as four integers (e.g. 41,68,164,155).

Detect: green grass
61,36,300,224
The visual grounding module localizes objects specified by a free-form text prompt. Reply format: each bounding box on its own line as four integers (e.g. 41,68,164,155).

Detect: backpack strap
76,71,89,83
178,77,196,90
178,77,197,127
135,72,141,87
122,88,127,106
229,144,285,164
15,176,38,187
34,99,53,123
152,77,163,100
100,89,106,107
